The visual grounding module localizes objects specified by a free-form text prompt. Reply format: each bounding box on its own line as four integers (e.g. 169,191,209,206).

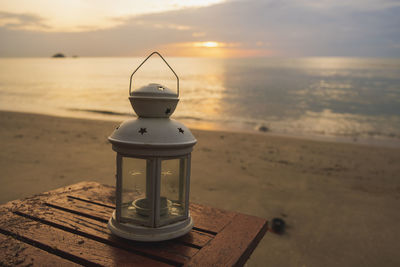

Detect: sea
0,57,399,147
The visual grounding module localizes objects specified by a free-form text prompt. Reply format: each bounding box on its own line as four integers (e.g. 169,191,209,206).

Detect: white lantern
107,52,197,241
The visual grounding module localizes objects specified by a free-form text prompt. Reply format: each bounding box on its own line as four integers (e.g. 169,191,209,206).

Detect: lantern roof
109,118,196,155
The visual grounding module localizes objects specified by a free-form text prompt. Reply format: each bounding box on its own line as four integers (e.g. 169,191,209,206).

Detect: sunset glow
195,42,220,48
159,42,275,58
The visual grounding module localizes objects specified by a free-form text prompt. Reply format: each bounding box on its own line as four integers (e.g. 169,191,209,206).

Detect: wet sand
1,111,399,266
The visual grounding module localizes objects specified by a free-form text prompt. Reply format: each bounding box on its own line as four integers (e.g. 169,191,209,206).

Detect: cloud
118,0,400,56
0,0,399,57
0,11,50,31
290,0,400,11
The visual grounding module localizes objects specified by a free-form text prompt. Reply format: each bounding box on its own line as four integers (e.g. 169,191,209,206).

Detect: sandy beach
1,110,399,266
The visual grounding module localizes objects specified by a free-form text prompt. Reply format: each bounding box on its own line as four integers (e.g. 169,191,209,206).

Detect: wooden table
0,182,267,266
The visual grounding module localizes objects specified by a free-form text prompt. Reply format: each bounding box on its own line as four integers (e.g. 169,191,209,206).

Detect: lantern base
107,211,193,242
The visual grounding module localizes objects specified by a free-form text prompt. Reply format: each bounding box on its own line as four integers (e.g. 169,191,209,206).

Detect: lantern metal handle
129,52,179,97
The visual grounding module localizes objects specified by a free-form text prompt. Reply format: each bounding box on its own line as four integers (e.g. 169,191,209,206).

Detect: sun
200,42,220,48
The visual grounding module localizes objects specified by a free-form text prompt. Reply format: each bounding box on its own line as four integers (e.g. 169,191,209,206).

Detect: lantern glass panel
159,157,187,226
121,157,153,226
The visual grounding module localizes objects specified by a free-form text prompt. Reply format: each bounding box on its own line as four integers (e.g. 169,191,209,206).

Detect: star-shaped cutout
178,128,184,134
138,128,147,135
165,108,171,115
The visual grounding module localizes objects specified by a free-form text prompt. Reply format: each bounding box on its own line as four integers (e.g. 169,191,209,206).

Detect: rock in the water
52,53,65,58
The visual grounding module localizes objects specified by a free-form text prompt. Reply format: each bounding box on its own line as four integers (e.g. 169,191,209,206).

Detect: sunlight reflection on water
0,57,399,146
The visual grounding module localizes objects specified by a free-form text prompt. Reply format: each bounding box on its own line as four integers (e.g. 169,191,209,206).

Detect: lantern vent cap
128,52,180,118
131,83,177,98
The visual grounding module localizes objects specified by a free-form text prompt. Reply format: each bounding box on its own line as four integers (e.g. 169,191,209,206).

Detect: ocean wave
69,108,133,117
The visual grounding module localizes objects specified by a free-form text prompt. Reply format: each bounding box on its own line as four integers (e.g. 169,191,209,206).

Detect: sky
0,0,399,58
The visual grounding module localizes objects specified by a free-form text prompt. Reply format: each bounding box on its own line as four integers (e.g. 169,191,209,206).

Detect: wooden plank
0,212,172,267
3,182,114,213
64,182,116,206
31,181,113,202
190,203,236,234
0,232,80,267
46,195,214,248
68,195,114,208
46,196,112,222
177,229,213,248
186,213,268,267
13,203,198,265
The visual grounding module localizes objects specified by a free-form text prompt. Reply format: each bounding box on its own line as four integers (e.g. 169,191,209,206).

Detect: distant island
52,53,65,58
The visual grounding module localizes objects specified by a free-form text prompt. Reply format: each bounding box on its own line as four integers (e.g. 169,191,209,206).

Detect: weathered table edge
0,181,268,267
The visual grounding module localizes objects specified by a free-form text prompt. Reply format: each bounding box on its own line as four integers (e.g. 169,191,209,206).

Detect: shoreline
1,110,400,266
2,108,399,149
